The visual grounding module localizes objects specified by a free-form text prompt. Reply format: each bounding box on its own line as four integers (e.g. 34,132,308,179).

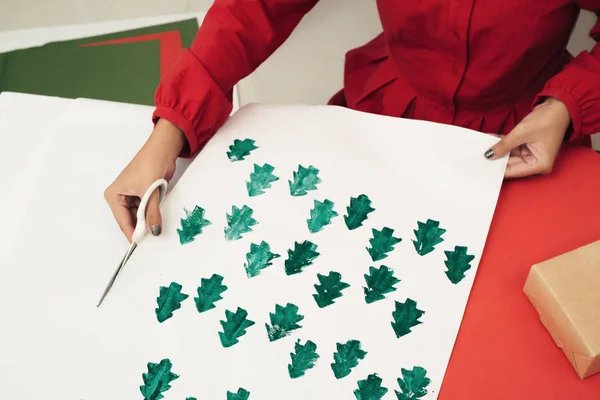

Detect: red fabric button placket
447,0,475,124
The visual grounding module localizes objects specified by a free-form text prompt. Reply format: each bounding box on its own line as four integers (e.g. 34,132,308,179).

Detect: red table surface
440,146,600,399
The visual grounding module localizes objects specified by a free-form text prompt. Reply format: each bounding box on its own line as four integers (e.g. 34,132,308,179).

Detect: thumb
145,189,163,236
484,129,523,160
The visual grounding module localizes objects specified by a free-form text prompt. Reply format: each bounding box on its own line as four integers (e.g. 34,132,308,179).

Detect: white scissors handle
97,179,168,307
132,178,168,244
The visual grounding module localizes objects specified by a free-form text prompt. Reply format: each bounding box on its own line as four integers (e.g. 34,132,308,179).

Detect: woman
105,0,600,242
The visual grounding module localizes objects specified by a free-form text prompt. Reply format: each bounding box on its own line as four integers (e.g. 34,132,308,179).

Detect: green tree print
344,194,375,230
288,339,320,379
225,205,258,241
331,340,367,379
444,246,475,284
354,374,389,400
313,271,351,308
227,138,258,161
219,307,255,348
363,265,400,304
289,165,321,196
177,206,211,245
244,241,280,278
246,163,279,196
155,282,189,323
395,366,431,400
391,298,425,338
139,358,179,400
227,388,250,400
307,199,338,233
412,219,446,256
265,303,305,341
194,274,228,313
367,227,402,261
284,240,320,275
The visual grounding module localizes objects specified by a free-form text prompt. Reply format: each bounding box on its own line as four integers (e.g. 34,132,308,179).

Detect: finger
490,134,522,158
165,162,177,182
145,189,163,236
128,196,141,209
507,155,524,166
105,193,136,242
484,128,525,160
504,158,548,179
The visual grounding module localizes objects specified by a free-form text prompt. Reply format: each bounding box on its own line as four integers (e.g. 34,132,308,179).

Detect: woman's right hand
104,118,187,242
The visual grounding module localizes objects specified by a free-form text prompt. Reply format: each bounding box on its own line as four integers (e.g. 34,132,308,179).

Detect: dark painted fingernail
484,149,495,159
151,225,162,236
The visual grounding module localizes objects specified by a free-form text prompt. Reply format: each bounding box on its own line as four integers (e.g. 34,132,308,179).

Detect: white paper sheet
0,94,74,259
0,98,155,258
0,103,506,399
0,93,71,194
0,87,239,257
0,95,207,256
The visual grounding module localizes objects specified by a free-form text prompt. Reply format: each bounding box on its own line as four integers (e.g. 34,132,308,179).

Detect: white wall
567,9,597,55
236,0,381,105
566,10,600,147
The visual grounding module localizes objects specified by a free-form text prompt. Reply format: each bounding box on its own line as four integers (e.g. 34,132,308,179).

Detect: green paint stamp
288,339,320,379
227,138,258,162
444,246,475,284
155,282,188,323
354,374,389,400
227,388,250,400
219,307,255,348
307,199,338,233
246,163,279,196
284,240,320,275
289,165,321,196
395,366,431,400
391,298,425,338
194,274,228,313
331,340,367,379
412,219,446,256
367,227,402,261
344,194,375,230
139,358,179,400
265,303,304,341
313,271,350,308
225,205,258,241
244,241,280,278
363,265,400,304
177,206,211,245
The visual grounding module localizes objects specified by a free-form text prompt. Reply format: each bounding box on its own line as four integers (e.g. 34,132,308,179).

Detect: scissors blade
96,242,137,307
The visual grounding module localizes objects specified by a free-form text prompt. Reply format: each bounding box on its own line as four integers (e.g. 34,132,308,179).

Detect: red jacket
153,0,600,156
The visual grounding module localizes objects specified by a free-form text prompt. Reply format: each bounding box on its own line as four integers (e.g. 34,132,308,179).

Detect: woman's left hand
484,97,571,178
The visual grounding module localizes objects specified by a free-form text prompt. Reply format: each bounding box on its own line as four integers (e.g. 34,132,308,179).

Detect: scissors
97,179,168,307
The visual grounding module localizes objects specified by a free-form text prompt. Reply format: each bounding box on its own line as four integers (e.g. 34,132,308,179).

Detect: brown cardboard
524,240,600,379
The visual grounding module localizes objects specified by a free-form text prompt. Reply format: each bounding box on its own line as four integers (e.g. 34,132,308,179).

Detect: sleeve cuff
152,106,197,158
153,49,233,157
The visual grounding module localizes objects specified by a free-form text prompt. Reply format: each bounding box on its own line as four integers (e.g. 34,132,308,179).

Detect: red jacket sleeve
153,0,318,156
534,3,600,141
